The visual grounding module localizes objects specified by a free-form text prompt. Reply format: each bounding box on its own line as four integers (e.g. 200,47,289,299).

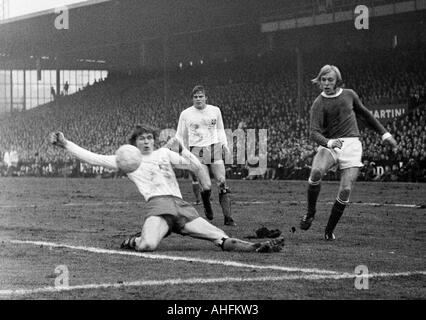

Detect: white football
115,144,142,173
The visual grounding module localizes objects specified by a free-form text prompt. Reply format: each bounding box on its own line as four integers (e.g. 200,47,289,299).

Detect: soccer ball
115,144,142,173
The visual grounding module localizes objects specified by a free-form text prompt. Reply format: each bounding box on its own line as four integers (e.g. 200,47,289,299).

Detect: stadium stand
0,44,425,181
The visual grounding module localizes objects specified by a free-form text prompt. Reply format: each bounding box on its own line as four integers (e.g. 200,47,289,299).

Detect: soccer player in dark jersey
300,65,398,240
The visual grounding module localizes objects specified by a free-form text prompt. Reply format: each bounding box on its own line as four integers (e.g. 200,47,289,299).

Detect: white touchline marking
339,202,419,208
7,239,338,275
63,200,423,208
0,204,38,209
1,271,425,297
237,201,423,208
0,201,141,209
63,201,140,207
0,200,423,209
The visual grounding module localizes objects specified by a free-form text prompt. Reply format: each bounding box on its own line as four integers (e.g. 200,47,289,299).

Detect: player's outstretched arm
49,131,118,171
165,137,199,169
165,137,210,190
49,131,68,149
352,91,398,153
165,136,183,154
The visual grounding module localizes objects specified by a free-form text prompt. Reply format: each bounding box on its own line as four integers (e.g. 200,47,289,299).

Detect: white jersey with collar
66,142,187,201
176,104,228,148
127,148,183,201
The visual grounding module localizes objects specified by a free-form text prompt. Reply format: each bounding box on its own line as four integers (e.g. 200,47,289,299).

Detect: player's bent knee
217,181,230,194
338,188,351,202
135,239,158,252
202,180,212,191
217,176,226,185
310,168,323,182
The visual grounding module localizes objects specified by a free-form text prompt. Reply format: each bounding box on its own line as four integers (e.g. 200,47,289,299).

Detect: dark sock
219,189,232,218
307,183,321,217
325,200,346,234
201,190,213,214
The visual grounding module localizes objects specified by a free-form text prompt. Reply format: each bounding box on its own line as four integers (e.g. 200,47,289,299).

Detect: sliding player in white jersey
176,85,235,226
49,124,283,253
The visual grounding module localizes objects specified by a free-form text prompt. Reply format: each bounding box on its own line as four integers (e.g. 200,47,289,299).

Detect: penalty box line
1,271,426,297
7,239,339,275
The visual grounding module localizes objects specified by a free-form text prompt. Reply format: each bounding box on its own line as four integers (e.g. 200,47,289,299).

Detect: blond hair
311,65,343,87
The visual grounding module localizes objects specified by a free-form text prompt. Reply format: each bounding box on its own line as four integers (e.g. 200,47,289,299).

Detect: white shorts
318,137,363,170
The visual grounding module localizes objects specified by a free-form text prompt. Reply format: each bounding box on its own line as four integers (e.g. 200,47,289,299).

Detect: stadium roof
1,0,424,70
0,0,274,70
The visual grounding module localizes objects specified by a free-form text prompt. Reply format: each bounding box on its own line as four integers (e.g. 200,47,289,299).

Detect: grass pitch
0,177,425,299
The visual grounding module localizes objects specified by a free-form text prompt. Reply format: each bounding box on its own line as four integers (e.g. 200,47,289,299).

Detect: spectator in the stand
50,87,56,100
5,147,19,177
418,151,426,182
0,45,425,180
266,154,279,180
3,150,10,173
404,158,420,182
366,160,377,181
32,152,42,177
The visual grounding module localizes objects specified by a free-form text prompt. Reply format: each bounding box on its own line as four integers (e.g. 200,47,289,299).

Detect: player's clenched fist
49,131,67,148
327,138,343,149
384,135,398,153
165,137,183,153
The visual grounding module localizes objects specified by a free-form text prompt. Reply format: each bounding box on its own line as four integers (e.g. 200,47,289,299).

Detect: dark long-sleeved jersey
309,88,387,147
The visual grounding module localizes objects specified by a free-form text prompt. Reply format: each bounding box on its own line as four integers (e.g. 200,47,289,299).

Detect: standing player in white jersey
49,124,283,253
300,65,398,240
176,85,235,226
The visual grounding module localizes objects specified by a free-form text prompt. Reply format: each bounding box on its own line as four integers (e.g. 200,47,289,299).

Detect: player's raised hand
327,138,343,149
49,131,67,149
384,135,398,153
165,137,183,153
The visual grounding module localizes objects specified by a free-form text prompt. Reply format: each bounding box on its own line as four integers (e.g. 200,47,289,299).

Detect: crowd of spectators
1,45,425,182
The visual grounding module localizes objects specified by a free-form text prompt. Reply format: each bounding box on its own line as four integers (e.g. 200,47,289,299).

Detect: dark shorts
144,195,200,236
190,143,224,165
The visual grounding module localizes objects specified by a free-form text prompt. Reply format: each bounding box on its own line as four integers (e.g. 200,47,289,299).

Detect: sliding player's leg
181,217,284,253
121,216,170,251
